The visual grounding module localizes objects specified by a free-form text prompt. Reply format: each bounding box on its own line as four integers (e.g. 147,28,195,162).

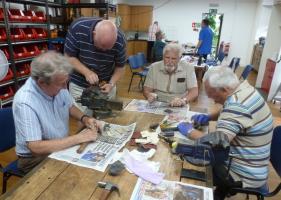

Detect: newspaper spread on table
49,122,136,172
124,99,189,118
130,178,213,200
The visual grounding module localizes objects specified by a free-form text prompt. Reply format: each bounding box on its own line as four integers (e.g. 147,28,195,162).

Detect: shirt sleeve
115,32,127,68
64,20,80,57
216,103,253,141
199,29,205,41
185,63,198,89
13,103,42,142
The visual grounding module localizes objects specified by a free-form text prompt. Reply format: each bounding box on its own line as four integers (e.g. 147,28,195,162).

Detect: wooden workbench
1,105,212,200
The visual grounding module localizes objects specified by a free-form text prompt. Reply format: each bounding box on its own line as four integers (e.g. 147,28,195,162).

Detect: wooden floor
0,65,280,199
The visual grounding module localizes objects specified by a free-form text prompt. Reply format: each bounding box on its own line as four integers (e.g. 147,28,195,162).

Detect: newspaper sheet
130,178,213,200
124,99,189,119
49,123,136,172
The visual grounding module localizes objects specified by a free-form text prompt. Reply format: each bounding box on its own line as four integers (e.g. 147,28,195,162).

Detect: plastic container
0,86,14,100
24,44,40,57
33,28,47,39
0,8,4,21
22,28,37,40
37,43,48,53
0,28,7,42
34,11,46,22
0,68,14,82
0,47,10,60
13,46,28,59
10,28,26,41
16,63,30,77
22,10,37,22
8,9,27,22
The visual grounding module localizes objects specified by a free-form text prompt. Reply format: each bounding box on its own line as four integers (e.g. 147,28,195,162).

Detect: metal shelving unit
0,0,63,107
0,0,116,107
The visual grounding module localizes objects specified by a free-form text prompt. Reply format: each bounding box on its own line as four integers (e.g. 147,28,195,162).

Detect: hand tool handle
99,190,111,200
76,142,89,154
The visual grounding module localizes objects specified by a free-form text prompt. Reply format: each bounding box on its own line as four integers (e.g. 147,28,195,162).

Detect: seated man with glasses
13,51,102,173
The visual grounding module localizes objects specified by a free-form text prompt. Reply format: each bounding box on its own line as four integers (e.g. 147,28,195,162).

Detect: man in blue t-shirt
194,19,214,65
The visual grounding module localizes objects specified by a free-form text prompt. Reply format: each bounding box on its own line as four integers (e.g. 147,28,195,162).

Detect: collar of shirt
89,18,102,44
159,61,184,74
225,80,251,103
30,78,54,101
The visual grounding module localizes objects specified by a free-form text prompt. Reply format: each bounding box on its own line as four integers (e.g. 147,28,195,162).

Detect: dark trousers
197,54,208,65
18,156,46,174
213,164,242,200
147,41,154,62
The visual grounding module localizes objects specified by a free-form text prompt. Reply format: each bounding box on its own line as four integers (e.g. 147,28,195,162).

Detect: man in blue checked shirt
13,51,102,174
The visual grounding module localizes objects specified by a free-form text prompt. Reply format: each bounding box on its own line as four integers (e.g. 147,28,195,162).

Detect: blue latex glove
177,122,193,136
191,114,210,125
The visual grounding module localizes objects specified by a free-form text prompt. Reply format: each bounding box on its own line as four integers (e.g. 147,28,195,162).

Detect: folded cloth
122,151,164,184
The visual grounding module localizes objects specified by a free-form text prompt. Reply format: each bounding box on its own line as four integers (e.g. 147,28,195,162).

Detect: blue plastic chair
205,50,225,66
229,126,281,199
239,64,252,80
228,57,240,72
127,55,148,92
136,52,147,66
0,108,25,194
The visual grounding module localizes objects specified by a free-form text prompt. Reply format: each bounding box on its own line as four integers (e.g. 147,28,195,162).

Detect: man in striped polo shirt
13,52,102,173
179,66,273,199
64,18,126,114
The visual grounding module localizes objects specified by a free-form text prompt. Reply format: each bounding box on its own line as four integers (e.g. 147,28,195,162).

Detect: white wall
118,0,259,66
256,5,281,89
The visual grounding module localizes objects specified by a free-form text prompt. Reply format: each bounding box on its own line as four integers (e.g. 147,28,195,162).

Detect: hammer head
98,181,120,196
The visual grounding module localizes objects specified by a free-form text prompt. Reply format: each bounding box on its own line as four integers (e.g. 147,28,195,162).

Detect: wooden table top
1,103,211,200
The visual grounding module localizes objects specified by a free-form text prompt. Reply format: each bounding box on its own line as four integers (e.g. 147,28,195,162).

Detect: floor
0,65,280,199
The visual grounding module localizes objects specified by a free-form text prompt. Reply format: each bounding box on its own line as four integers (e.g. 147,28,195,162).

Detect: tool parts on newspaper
76,84,123,119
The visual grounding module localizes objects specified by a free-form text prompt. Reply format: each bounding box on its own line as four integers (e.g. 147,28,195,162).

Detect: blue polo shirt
64,17,127,88
198,26,213,55
13,78,73,156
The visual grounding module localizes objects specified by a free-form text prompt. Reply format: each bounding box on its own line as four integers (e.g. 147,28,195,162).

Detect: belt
17,153,33,158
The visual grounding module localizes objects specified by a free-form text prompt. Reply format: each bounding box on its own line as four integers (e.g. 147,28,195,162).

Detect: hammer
98,181,120,200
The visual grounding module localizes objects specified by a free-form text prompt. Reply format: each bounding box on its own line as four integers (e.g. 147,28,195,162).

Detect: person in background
13,51,102,174
143,43,198,107
64,17,126,114
147,21,161,62
194,18,214,65
152,31,166,62
177,66,273,200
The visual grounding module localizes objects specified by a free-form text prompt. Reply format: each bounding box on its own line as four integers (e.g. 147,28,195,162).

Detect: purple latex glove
191,114,210,125
177,122,193,136
123,153,165,184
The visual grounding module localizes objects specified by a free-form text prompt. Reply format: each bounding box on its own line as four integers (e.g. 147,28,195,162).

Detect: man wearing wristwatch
64,18,126,115
143,43,198,107
13,52,102,174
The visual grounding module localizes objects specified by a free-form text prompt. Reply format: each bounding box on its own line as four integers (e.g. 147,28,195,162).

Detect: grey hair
163,43,183,58
203,66,240,89
31,51,73,83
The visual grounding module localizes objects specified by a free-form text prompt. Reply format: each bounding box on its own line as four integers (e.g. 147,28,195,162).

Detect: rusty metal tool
98,181,120,200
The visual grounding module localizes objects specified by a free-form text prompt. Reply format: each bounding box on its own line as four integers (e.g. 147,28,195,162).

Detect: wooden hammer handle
76,142,89,154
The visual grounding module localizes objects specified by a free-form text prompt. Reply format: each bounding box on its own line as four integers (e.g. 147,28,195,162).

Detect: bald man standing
64,17,126,114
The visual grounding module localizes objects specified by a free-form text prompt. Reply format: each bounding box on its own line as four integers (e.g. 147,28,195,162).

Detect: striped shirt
216,80,273,188
64,17,127,88
13,78,73,156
